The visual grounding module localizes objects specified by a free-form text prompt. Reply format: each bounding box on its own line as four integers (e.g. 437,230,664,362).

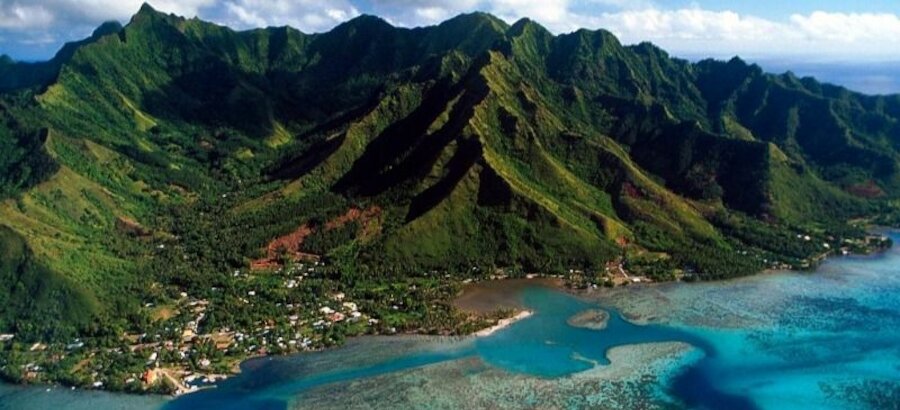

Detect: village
0,260,393,395
0,229,890,396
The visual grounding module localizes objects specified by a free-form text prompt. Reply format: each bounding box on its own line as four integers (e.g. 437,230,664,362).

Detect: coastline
453,277,563,314
6,230,894,399
9,233,900,409
173,296,540,395
473,310,534,337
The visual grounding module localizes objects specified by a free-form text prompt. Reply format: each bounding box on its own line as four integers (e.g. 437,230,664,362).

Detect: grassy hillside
0,227,95,340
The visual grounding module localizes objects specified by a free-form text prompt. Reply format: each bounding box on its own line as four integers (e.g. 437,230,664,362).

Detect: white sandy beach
474,310,533,337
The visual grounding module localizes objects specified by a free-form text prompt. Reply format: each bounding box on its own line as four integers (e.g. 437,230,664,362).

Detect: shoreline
453,277,562,315
6,230,894,399
473,310,533,337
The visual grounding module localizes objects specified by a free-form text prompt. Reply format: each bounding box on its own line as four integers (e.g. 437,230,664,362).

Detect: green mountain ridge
0,3,898,344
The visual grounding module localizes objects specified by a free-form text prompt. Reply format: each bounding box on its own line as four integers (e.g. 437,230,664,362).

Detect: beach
474,310,534,337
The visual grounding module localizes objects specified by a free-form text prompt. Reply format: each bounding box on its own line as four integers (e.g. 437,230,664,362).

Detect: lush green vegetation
0,104,57,199
0,4,898,392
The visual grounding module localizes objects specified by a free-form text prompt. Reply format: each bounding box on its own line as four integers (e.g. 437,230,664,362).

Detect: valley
0,4,898,395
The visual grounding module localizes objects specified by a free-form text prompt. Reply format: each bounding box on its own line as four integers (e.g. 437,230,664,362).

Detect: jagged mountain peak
508,17,548,36
441,11,509,31
335,14,393,31
130,1,182,24
92,21,124,38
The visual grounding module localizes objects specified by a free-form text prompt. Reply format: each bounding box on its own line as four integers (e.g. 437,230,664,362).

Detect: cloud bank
589,9,900,60
0,0,898,62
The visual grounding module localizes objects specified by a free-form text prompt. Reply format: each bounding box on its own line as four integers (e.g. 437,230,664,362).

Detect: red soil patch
267,225,313,257
250,225,318,271
320,206,382,243
846,181,884,198
249,206,382,271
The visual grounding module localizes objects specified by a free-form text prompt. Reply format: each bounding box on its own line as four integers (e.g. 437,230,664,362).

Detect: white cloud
790,12,900,43
369,0,480,26
370,0,572,30
0,0,215,28
223,1,266,27
584,0,654,10
587,8,785,42
1,1,900,62
0,4,54,29
576,7,900,60
487,0,569,26
415,7,449,22
220,0,360,31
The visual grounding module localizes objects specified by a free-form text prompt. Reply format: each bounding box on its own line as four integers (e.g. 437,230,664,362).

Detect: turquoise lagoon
5,233,900,409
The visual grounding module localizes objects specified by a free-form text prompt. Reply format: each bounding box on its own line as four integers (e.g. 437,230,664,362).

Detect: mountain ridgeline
1,4,899,339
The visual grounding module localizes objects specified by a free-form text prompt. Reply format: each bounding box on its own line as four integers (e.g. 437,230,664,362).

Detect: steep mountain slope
0,4,897,347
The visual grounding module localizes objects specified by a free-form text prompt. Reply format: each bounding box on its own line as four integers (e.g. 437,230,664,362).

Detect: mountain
0,21,124,93
0,4,898,348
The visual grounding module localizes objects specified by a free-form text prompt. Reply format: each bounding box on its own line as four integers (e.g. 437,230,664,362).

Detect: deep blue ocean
3,233,900,409
675,58,900,95
752,60,900,95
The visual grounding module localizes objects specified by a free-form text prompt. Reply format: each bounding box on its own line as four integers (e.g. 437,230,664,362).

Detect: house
182,329,196,341
142,370,158,384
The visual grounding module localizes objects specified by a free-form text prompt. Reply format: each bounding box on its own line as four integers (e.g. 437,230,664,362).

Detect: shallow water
5,233,900,409
0,383,167,410
164,288,712,409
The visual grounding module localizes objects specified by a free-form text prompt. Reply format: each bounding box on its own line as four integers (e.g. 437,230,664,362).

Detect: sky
0,0,899,63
